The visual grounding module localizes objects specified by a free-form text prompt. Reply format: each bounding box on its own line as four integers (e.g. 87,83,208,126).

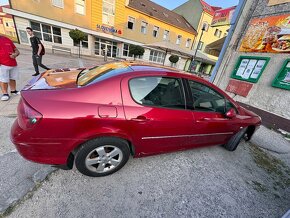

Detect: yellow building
4,0,197,70
0,5,17,41
174,0,231,74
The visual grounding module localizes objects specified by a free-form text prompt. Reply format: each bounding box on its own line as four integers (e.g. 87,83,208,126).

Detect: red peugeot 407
11,62,261,177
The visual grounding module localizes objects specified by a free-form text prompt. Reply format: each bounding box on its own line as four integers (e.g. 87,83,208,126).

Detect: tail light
17,98,43,129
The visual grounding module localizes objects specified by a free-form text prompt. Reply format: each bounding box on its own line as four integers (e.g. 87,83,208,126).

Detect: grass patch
248,143,290,192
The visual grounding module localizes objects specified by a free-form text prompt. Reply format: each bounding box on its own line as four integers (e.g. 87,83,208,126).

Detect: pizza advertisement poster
239,14,290,53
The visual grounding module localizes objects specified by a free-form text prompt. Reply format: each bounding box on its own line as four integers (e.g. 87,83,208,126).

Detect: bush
129,45,145,60
169,55,179,64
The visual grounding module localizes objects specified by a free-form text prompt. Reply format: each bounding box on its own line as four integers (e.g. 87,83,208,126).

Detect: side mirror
225,108,237,119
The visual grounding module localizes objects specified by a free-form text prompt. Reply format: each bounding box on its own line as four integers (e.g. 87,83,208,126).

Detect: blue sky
0,0,239,9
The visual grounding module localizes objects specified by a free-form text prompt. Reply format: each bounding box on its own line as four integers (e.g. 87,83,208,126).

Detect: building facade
4,0,197,70
174,0,230,74
213,0,290,131
0,5,17,41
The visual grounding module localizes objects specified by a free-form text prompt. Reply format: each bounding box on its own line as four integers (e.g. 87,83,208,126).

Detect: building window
202,22,209,31
102,0,115,26
153,26,159,38
197,41,204,50
163,30,169,41
52,0,64,8
149,50,165,63
176,35,182,45
186,38,191,48
141,21,148,34
74,34,88,48
30,21,62,44
127,16,135,30
214,29,222,38
75,0,85,15
123,43,131,57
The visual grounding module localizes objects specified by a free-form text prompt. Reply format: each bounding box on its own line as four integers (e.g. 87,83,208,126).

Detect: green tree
169,55,179,66
69,29,86,58
129,45,145,60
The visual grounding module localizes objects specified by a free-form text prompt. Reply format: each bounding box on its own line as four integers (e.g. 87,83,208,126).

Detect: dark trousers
32,55,50,74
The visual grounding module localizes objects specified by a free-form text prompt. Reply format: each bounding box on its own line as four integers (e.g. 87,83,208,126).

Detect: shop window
153,26,159,38
186,38,191,48
176,35,182,45
127,16,135,30
30,21,62,44
214,29,222,38
149,50,165,63
197,41,204,50
52,0,64,8
75,0,85,15
123,44,133,57
102,0,115,26
141,21,148,34
163,30,169,41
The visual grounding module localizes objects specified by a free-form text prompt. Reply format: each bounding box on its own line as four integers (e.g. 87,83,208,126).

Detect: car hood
22,68,86,90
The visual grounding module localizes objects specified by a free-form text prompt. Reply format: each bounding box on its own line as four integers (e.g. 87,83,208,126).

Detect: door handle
131,116,151,122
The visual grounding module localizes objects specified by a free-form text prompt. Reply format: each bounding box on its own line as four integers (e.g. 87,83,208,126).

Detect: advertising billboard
240,14,290,53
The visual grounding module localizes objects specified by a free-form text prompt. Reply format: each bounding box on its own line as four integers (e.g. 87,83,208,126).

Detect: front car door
185,79,241,146
121,75,195,157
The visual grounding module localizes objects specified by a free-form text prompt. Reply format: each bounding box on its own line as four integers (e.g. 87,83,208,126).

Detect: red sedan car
11,62,261,177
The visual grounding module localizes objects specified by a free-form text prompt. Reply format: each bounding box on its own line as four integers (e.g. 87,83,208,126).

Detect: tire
223,127,248,151
75,137,130,177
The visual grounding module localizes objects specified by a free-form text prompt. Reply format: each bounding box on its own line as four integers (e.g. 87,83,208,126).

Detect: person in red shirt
0,35,20,101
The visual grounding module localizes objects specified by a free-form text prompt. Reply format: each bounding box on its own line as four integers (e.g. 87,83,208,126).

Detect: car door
121,75,195,156
185,79,241,146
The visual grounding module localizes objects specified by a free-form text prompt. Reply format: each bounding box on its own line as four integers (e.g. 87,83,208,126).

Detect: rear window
77,62,132,86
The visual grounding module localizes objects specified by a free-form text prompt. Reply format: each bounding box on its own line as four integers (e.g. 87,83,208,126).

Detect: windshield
77,62,132,86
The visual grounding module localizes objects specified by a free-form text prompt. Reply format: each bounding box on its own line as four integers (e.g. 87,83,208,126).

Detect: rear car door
121,75,195,156
185,79,241,146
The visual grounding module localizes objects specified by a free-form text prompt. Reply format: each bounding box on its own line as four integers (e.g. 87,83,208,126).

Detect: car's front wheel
223,127,248,151
75,137,130,177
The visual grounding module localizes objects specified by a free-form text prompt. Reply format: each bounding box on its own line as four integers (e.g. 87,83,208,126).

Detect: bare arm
10,48,20,59
37,43,42,56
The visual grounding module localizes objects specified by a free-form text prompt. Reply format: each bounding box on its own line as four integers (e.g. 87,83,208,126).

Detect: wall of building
10,0,92,29
214,0,290,120
173,0,203,30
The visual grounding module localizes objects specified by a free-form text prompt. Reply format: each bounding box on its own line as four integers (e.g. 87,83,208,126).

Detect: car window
129,77,185,109
188,80,235,113
77,62,132,86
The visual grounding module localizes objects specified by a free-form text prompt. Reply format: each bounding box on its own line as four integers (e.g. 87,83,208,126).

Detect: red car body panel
10,62,261,166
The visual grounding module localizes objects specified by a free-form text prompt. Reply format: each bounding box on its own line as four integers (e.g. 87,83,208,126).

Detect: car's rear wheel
223,127,248,151
75,137,130,177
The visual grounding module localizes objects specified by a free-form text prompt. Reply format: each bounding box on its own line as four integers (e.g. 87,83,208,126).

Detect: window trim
141,21,148,34
75,0,86,15
127,16,135,30
51,0,64,8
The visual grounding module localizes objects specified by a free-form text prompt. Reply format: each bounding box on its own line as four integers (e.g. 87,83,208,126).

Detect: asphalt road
1,46,290,218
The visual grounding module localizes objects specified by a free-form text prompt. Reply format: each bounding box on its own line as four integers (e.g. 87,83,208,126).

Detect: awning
145,41,217,65
204,37,226,57
144,41,193,58
193,50,217,65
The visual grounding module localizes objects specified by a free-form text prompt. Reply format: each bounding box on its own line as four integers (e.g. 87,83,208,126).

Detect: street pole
189,26,205,73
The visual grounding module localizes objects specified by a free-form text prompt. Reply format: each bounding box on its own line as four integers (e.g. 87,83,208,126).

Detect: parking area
1,46,290,217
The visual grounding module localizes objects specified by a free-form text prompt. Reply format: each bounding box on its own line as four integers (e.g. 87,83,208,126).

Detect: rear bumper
10,119,82,165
